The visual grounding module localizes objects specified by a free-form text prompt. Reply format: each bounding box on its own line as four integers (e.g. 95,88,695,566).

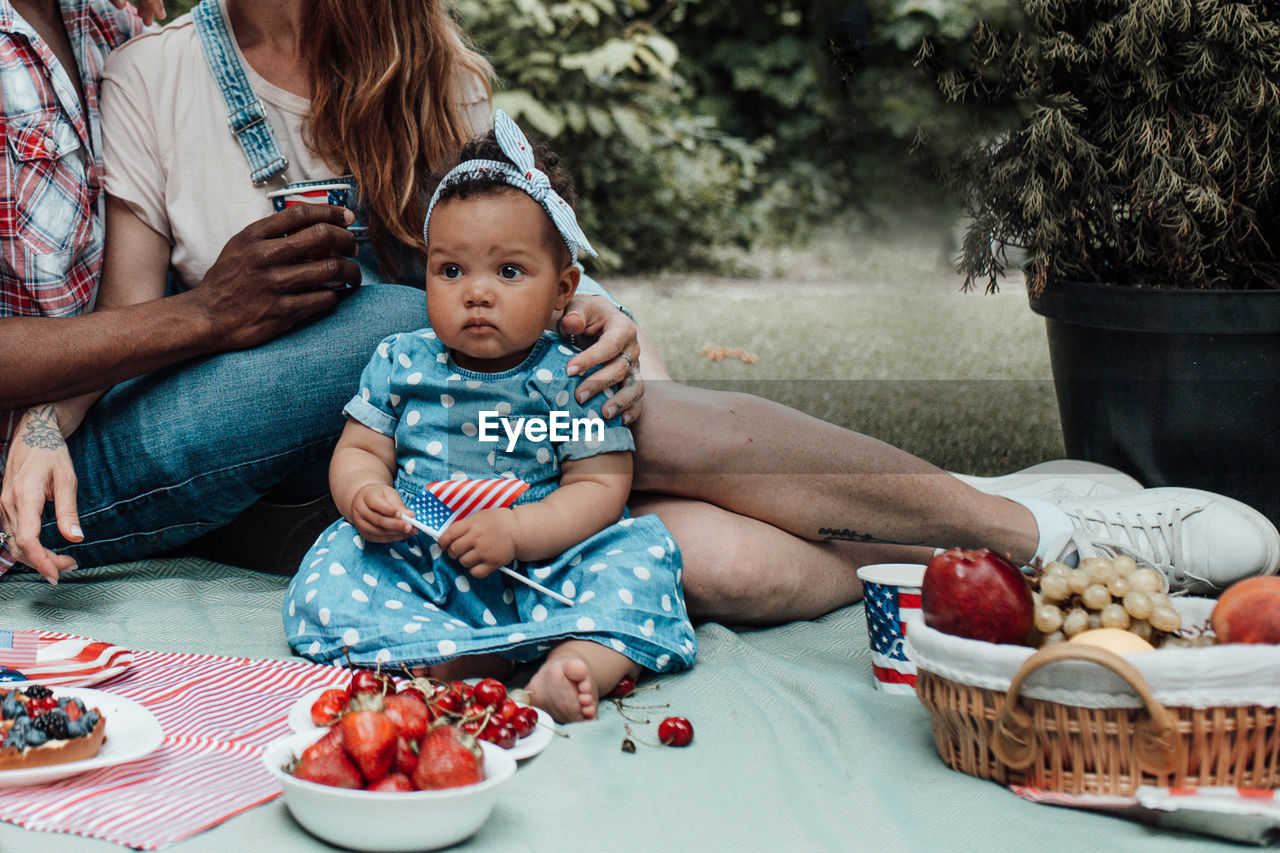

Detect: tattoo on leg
22,405,65,451
818,527,925,547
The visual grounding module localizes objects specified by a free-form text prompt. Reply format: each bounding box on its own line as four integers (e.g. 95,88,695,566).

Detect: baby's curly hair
428,130,578,210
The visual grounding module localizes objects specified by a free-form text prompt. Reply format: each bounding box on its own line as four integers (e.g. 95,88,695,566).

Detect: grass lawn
605,224,1066,476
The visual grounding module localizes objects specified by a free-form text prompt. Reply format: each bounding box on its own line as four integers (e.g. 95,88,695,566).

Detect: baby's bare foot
527,655,597,723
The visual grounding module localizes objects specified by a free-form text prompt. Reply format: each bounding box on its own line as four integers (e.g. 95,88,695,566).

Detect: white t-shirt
100,6,491,289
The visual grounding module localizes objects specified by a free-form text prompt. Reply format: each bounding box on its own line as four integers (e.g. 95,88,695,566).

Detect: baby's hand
349,484,415,543
438,508,518,578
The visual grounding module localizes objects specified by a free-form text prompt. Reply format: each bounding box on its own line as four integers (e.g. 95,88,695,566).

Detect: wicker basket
915,641,1280,796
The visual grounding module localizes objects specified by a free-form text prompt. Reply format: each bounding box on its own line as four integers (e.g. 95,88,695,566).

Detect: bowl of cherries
292,670,553,761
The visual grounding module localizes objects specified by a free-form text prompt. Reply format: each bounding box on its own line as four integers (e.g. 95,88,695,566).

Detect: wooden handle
990,642,1184,775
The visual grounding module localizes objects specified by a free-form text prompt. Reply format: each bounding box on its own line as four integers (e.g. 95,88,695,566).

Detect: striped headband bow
423,110,597,263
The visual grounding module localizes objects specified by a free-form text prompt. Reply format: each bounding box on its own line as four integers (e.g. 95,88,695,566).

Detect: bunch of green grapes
1031,556,1183,646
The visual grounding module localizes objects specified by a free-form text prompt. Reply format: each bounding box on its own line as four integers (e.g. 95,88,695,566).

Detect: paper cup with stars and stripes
856,563,927,695
266,181,353,212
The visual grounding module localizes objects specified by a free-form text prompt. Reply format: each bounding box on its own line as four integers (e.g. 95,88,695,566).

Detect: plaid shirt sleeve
0,0,144,573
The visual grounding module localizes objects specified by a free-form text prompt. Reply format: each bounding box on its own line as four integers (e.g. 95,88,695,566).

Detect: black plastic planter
1029,281,1280,526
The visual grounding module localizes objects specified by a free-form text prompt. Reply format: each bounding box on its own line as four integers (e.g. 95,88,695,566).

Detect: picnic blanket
0,558,1273,851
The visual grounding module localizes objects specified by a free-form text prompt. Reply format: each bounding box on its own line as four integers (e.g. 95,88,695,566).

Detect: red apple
922,548,1034,644
1211,576,1280,644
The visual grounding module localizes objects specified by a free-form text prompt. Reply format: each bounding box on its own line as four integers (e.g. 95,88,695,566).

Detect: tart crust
0,714,107,771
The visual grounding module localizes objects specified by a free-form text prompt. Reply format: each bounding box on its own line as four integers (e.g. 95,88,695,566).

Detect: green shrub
926,0,1280,292
457,0,764,272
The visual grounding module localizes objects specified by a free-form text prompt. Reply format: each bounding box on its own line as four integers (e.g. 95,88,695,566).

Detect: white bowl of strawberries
264,714,516,852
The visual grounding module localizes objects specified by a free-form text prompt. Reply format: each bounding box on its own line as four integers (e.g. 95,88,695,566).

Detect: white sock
1006,496,1074,563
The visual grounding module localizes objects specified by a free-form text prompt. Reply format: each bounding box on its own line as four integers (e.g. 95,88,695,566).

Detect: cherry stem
611,700,650,724
623,724,659,749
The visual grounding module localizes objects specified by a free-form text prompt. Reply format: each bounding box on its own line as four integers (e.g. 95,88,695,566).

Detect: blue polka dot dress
282,330,697,674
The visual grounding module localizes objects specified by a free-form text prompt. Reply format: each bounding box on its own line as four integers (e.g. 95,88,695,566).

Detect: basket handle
990,642,1184,775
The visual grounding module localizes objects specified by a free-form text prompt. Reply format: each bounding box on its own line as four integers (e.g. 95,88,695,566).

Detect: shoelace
1042,504,1207,589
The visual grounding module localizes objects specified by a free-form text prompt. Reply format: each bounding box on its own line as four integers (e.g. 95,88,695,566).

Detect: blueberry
65,719,89,738
2,731,24,751
23,728,47,747
1,693,23,720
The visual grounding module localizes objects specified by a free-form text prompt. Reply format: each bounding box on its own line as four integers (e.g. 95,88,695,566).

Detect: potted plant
920,0,1280,525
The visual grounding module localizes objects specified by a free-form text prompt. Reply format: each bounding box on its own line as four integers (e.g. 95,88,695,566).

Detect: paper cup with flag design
265,180,354,213
856,563,926,695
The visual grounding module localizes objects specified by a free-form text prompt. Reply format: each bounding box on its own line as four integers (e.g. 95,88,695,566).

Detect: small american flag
0,629,39,669
864,582,921,690
406,478,530,536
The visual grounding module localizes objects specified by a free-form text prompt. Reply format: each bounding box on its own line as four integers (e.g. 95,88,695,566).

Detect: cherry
473,678,506,709
449,680,475,704
349,668,394,698
657,716,693,747
492,723,518,749
511,706,539,739
310,688,349,727
494,699,520,725
398,684,429,704
608,675,637,699
433,690,463,715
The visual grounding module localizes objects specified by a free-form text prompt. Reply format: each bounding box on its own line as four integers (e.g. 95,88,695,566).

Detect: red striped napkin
0,634,349,849
1,632,133,685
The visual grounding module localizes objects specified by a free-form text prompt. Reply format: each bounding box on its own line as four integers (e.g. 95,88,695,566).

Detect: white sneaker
952,460,1144,503
1046,487,1280,594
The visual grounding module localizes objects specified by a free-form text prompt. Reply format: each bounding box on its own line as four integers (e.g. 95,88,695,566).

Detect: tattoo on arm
21,405,65,451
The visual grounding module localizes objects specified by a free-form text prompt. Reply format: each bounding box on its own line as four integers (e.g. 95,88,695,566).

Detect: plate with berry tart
288,675,556,761
0,684,164,787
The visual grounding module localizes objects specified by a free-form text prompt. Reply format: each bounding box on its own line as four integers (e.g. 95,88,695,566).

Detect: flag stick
398,512,575,607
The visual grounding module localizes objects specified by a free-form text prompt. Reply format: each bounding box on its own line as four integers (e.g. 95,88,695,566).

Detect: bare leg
526,640,641,723
626,331,1039,623
417,654,514,681
631,494,933,624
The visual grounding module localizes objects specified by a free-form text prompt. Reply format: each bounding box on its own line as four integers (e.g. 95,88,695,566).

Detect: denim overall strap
192,0,289,184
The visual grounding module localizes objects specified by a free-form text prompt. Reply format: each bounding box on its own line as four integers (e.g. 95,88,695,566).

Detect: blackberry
22,685,52,700
32,709,71,740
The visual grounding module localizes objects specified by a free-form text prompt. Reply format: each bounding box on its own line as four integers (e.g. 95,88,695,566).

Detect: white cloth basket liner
904,597,1280,709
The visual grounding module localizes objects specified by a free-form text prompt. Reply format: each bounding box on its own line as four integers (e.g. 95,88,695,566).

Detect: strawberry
392,736,418,777
337,710,399,783
365,772,415,792
293,729,362,789
412,725,485,790
301,726,346,762
381,692,429,741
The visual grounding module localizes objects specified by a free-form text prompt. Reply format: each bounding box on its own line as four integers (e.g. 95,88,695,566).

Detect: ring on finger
0,531,8,548
618,352,634,368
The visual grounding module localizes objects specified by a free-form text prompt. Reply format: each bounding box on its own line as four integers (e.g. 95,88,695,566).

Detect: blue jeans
41,284,429,568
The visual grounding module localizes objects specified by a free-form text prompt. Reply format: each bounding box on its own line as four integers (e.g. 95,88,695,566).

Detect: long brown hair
305,0,493,278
